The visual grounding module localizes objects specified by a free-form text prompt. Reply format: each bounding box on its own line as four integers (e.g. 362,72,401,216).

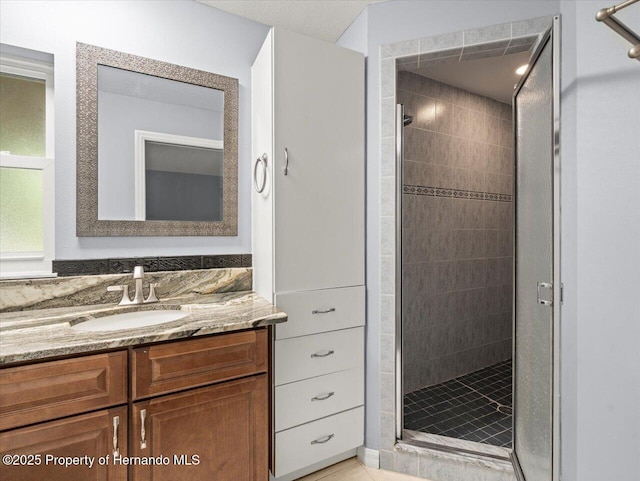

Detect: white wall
337,0,562,454
0,0,269,259
571,2,640,479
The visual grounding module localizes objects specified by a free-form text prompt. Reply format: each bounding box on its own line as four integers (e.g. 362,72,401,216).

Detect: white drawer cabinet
274,327,364,386
252,26,364,481
275,286,365,340
275,407,364,478
275,368,364,432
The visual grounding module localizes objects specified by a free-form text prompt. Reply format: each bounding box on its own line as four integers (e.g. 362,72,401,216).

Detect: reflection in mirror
143,139,223,222
96,65,224,222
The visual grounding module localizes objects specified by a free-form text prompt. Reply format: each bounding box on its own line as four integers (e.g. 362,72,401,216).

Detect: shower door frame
389,16,562,480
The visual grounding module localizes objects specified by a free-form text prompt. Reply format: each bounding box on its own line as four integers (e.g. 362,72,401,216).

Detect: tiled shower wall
399,71,513,394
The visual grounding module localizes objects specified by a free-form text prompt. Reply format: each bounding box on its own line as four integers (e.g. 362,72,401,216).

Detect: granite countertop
0,291,286,365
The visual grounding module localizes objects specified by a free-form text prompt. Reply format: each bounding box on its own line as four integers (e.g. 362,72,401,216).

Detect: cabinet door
0,406,127,481
273,28,364,292
131,375,267,481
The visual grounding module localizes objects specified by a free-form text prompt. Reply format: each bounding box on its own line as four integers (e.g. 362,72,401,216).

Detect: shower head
403,114,413,126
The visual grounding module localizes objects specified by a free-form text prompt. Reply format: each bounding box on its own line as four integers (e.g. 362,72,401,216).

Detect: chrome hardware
132,266,145,304
284,148,289,175
537,282,553,306
107,266,159,305
107,285,133,305
254,153,268,193
112,416,120,456
146,283,159,303
140,409,147,450
311,434,334,445
312,308,336,314
596,0,640,61
311,392,335,402
311,350,335,358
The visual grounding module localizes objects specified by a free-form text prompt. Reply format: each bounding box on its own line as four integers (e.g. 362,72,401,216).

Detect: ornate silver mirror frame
76,42,238,236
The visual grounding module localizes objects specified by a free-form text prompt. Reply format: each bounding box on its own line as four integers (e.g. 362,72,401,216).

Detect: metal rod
596,0,640,60
395,103,404,441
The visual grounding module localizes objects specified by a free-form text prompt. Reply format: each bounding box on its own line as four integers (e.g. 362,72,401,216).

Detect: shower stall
383,16,561,481
396,70,515,449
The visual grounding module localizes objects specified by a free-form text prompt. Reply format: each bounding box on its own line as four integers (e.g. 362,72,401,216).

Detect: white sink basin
71,310,189,332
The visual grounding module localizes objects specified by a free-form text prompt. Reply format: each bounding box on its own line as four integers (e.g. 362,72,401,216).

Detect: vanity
0,269,286,481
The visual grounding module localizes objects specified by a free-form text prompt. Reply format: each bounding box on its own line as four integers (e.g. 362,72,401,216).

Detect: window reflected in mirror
96,65,224,222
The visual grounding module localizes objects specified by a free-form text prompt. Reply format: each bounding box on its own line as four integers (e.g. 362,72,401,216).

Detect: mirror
76,43,238,236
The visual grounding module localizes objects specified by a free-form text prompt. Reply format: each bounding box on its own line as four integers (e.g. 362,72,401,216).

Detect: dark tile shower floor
404,360,513,448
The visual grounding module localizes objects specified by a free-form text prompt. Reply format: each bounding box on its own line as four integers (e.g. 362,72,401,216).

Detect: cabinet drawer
275,286,365,340
275,406,363,477
274,327,363,386
0,351,127,431
132,329,267,400
275,368,363,432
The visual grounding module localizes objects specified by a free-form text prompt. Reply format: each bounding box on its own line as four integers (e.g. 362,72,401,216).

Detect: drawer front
133,329,267,400
274,327,363,386
275,368,363,432
275,406,364,477
0,351,127,431
275,286,365,340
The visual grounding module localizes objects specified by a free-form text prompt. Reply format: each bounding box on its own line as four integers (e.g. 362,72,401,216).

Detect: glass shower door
512,20,559,481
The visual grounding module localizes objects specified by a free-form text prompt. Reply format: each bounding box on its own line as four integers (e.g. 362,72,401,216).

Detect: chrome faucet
107,266,159,305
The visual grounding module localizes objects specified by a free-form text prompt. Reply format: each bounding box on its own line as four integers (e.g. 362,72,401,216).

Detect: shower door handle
537,282,553,306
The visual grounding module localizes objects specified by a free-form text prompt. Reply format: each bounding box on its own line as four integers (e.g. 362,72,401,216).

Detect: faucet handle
107,285,133,305
145,283,159,304
133,266,144,279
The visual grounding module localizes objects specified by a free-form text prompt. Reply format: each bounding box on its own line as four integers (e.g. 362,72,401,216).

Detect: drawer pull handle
312,308,336,314
140,409,147,450
311,434,335,445
311,350,335,358
112,416,120,456
311,392,335,402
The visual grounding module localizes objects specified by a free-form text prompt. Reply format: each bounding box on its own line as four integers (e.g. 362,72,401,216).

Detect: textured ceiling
197,0,383,43
406,51,532,104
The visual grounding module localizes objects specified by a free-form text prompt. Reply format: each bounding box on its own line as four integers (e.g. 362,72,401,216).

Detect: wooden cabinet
0,406,127,481
0,329,269,481
252,27,365,481
131,376,267,481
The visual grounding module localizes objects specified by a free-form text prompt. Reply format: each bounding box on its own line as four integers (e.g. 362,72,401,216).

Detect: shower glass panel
513,31,555,481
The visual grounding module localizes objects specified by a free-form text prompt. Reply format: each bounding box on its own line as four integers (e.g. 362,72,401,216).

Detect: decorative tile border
53,254,252,277
403,184,512,202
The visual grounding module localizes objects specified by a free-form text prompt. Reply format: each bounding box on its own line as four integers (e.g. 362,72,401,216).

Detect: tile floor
299,457,429,481
404,360,513,447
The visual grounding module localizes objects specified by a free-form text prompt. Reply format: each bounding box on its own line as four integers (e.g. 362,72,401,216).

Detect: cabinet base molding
269,448,357,481
357,446,380,469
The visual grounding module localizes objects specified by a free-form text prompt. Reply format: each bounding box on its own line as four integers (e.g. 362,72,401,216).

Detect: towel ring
254,153,268,193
